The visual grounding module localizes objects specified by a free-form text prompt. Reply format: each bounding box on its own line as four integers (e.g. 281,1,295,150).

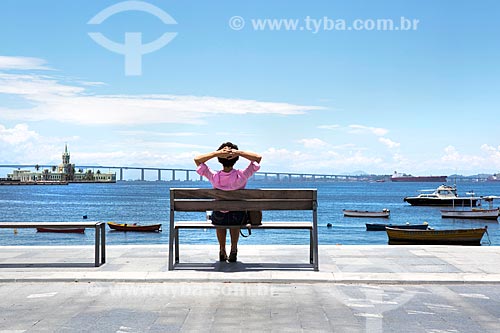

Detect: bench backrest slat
171,188,317,211
171,188,316,200
173,200,313,211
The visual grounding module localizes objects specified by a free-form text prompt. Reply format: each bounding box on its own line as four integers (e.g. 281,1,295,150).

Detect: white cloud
480,144,500,159
318,124,340,130
3,123,499,175
348,124,388,136
479,144,500,168
0,56,52,70
0,123,69,164
78,81,106,87
261,147,307,171
73,150,202,168
0,123,39,144
261,146,384,173
0,122,209,167
115,130,202,138
441,145,460,161
436,145,500,173
379,137,400,149
0,60,324,126
391,153,408,164
297,138,328,148
0,73,84,97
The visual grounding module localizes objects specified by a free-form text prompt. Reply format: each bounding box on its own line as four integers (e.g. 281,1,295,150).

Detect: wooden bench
168,188,318,271
0,222,106,267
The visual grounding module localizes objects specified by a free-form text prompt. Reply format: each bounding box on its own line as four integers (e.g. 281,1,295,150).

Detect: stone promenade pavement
1,245,499,332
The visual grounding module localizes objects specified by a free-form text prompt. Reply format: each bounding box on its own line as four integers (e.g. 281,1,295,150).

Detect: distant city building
7,145,116,183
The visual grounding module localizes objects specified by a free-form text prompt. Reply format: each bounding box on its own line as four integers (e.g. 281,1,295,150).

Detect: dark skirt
210,211,248,226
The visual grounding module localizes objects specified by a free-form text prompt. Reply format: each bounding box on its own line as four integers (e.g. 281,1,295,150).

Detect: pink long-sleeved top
196,161,260,190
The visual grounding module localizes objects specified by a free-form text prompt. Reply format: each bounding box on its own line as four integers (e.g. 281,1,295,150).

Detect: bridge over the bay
0,164,371,182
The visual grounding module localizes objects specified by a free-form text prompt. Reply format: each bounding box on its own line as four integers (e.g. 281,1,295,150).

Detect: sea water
1,180,499,246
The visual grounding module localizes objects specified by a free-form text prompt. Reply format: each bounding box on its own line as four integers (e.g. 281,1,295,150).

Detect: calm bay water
1,180,499,246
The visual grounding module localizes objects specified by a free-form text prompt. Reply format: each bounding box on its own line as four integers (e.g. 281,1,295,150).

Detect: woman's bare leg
229,228,240,253
216,228,227,255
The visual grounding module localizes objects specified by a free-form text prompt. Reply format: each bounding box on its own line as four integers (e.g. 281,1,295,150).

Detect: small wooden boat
366,222,429,231
441,208,499,220
343,209,390,218
107,222,162,232
441,196,500,220
385,226,487,245
37,227,85,234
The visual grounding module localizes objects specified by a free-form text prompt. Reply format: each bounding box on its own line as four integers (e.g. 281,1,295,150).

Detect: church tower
61,144,75,180
62,144,70,165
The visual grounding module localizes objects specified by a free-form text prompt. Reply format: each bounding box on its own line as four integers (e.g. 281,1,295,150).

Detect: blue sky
0,0,499,176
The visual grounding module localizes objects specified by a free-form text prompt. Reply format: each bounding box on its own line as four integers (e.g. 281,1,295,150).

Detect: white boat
441,208,499,220
441,196,500,220
343,209,390,218
404,185,480,206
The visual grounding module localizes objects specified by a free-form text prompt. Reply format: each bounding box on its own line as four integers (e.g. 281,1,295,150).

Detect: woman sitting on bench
194,142,262,263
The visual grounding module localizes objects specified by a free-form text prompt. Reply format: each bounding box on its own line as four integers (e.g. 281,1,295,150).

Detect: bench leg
309,229,314,264
312,228,319,272
168,233,174,270
313,240,319,271
312,202,319,271
100,223,106,264
175,228,179,263
95,225,100,267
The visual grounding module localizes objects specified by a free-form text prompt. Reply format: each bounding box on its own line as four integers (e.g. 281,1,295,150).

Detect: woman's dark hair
217,141,239,168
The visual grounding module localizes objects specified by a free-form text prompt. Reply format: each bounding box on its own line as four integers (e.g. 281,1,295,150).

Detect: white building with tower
7,145,116,183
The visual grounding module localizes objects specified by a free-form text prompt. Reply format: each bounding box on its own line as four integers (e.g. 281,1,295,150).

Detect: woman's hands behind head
218,146,237,159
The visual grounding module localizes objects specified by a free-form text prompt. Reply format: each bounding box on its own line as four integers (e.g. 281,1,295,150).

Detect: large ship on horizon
391,171,447,183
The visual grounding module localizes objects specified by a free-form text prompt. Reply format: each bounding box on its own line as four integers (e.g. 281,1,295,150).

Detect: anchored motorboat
404,184,479,206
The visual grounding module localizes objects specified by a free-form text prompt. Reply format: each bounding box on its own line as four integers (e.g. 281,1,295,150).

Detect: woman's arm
194,147,231,166
232,150,262,164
